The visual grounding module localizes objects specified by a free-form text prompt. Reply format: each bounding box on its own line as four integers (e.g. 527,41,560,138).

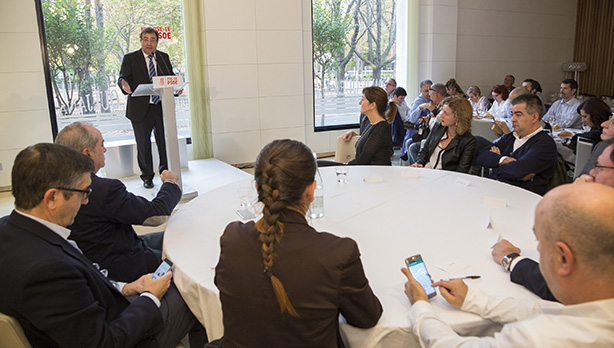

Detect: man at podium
118,27,175,188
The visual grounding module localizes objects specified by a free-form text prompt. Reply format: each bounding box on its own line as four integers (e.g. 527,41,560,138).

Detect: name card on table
483,196,507,207
401,171,420,178
153,75,184,88
363,176,383,183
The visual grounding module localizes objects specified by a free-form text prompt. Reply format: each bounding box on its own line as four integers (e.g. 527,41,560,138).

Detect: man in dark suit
118,27,174,188
0,143,204,348
491,143,614,302
56,122,182,282
476,93,557,195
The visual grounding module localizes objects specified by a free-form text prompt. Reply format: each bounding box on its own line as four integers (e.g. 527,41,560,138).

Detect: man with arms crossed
119,27,175,189
476,93,557,195
56,122,182,283
402,183,614,346
0,143,203,347
492,142,614,301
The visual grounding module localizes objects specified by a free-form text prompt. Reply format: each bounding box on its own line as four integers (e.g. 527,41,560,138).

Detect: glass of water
335,166,349,183
237,187,255,207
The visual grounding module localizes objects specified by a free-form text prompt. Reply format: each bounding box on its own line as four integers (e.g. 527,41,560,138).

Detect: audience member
579,114,614,175
411,97,476,172
503,74,515,92
488,84,509,119
493,144,614,302
494,86,530,134
391,87,409,147
543,78,582,128
564,97,611,153
212,139,382,347
522,78,546,115
445,78,467,98
346,86,396,165
402,183,614,347
466,85,490,114
405,83,449,164
476,94,557,195
400,80,433,160
0,143,204,348
384,78,397,98
55,122,182,282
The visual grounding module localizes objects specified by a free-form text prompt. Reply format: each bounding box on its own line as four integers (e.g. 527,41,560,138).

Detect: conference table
164,166,544,347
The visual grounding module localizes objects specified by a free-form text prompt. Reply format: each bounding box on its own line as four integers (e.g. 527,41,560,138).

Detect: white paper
437,261,471,275
401,171,420,178
483,196,507,207
491,233,503,248
363,176,383,183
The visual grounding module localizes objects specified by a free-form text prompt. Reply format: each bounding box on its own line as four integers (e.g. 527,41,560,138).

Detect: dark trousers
131,103,168,182
129,282,207,347
141,231,164,262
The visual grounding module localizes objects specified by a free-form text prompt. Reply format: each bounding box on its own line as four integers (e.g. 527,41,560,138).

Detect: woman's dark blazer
214,209,382,348
416,122,477,173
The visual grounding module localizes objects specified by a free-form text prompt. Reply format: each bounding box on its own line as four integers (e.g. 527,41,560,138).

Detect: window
37,0,190,142
312,0,397,131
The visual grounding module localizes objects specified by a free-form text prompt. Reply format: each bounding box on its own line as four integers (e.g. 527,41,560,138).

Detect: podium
132,76,197,201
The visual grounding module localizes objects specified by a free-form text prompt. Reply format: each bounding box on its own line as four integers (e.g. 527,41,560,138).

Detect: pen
442,275,481,281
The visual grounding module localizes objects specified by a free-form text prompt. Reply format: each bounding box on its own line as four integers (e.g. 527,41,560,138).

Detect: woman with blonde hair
213,139,382,347
411,96,476,172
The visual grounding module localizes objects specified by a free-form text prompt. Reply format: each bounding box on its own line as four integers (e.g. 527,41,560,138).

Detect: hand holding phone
153,258,173,280
405,254,436,299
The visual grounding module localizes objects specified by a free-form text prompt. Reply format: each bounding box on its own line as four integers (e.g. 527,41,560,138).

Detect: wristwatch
501,252,520,272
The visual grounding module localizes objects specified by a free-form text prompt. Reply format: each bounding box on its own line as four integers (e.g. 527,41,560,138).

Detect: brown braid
254,139,317,317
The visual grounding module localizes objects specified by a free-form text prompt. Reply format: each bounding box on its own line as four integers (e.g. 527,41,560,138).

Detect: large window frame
312,0,398,132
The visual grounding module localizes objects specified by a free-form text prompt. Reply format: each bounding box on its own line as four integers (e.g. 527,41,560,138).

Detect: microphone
154,50,174,76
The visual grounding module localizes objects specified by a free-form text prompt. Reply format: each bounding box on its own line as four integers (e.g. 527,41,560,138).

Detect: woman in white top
467,85,490,115
487,84,509,119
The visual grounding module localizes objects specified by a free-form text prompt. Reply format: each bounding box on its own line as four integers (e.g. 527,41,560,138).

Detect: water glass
335,166,349,183
237,187,255,207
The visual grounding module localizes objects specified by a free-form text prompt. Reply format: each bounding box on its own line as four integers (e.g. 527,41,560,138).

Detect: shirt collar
14,209,72,241
514,126,543,141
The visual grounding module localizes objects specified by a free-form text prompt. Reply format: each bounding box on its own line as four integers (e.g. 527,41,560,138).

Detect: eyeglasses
55,186,92,198
593,162,614,171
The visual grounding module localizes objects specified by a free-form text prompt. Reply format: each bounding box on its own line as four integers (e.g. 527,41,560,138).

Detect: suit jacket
416,122,476,173
118,49,174,122
511,258,557,302
68,173,182,282
477,130,557,195
214,209,382,348
0,211,163,348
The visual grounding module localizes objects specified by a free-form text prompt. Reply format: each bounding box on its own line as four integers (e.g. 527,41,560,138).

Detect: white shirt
543,97,582,128
409,287,614,347
13,209,160,307
398,100,411,122
488,99,507,119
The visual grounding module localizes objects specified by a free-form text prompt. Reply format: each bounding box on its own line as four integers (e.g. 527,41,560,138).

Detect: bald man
403,183,614,346
494,142,614,301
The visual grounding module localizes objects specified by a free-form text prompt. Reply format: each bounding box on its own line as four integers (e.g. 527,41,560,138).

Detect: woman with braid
212,139,382,347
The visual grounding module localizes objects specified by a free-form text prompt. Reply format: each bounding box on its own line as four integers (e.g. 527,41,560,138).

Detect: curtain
183,0,213,159
573,0,614,97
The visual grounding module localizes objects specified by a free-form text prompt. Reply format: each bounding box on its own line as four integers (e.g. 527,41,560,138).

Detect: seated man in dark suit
0,143,204,348
476,93,557,195
491,142,614,302
55,122,181,283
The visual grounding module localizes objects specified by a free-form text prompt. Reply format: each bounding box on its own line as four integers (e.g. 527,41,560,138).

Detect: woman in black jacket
411,96,476,172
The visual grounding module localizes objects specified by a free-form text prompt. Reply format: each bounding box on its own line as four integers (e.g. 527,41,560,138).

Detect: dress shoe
143,179,154,189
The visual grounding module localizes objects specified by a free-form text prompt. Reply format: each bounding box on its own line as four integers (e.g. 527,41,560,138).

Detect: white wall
418,0,577,102
0,0,53,187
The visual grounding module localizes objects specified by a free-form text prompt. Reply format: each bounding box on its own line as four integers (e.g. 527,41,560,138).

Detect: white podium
132,75,197,201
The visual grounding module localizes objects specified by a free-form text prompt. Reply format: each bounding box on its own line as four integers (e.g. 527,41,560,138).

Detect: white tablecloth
164,166,543,347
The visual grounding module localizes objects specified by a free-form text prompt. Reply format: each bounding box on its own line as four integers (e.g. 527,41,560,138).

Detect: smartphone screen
405,255,436,298
153,259,173,280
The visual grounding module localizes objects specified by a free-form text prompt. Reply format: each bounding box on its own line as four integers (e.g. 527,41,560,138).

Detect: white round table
164,166,543,347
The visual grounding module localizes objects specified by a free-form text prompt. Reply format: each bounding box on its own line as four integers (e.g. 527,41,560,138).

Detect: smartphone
405,254,437,299
152,258,173,280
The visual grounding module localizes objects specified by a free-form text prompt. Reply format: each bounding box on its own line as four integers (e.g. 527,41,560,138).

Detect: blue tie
148,55,160,104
